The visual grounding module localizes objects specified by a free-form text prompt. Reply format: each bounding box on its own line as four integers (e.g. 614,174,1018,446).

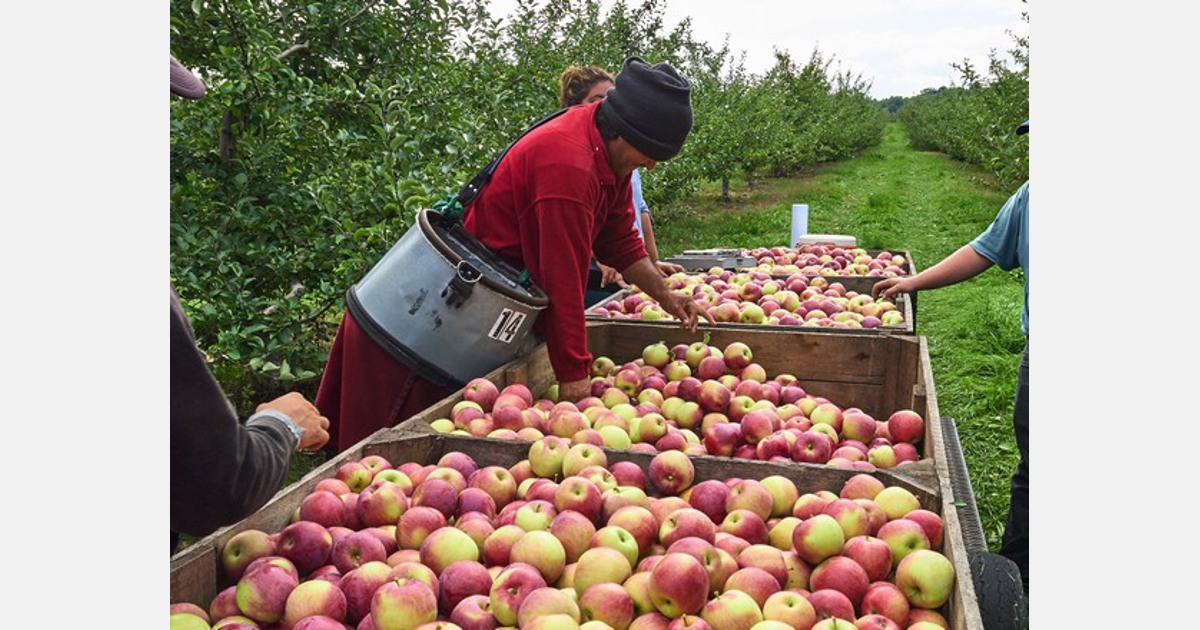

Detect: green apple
894,549,955,609
573,547,632,599
589,526,640,570
701,590,763,629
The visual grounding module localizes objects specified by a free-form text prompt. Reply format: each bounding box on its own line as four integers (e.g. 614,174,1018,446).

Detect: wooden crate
669,248,915,275
586,287,915,336
170,431,983,630
747,248,919,277
402,324,942,481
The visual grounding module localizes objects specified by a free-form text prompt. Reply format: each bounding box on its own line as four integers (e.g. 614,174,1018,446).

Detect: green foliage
877,95,906,115
170,0,890,415
897,9,1029,188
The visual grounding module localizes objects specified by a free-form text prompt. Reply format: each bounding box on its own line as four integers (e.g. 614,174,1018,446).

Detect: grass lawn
651,122,1026,553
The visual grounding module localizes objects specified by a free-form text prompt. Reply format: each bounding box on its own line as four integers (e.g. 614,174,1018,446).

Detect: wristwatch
247,409,306,449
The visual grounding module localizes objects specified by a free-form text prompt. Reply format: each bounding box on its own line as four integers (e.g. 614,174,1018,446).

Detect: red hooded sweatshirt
463,100,648,382
316,101,647,452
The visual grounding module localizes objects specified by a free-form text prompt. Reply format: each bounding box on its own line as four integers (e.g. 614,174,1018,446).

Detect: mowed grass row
652,122,1026,553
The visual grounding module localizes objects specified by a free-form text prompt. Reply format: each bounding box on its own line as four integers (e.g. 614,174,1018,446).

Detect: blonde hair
559,65,615,108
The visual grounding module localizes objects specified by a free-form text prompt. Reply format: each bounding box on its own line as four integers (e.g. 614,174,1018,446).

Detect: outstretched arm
872,244,994,299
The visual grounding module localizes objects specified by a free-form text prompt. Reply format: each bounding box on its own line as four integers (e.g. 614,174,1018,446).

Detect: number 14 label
488,309,526,344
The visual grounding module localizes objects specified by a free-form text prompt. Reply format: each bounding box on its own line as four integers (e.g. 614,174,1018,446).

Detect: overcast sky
486,0,1028,99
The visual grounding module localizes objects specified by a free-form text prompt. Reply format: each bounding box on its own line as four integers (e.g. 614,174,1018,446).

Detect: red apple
481,524,525,567
702,422,742,457
736,544,789,588
722,342,753,371
721,566,779,610
396,506,448,551
659,508,717,547
463,378,500,410
579,582,634,629
648,552,711,617
902,509,944,549
807,588,855,623
488,563,547,626
611,461,646,489
725,480,774,521
235,562,300,624
841,535,892,583
649,450,696,496
609,505,659,556
792,431,834,464
886,410,924,444
810,555,870,608
860,581,910,627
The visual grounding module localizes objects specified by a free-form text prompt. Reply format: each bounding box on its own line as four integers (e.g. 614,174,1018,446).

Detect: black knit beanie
600,57,693,161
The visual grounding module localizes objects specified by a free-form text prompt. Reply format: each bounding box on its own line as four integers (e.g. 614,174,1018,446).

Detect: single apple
700,590,763,629
893,550,955,609
876,519,930,568
649,450,696,496
791,514,845,565
235,563,300,624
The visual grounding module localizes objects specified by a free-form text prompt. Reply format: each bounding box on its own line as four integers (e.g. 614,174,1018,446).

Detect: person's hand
872,277,918,300
654,260,686,275
660,292,712,333
558,378,591,402
258,392,331,452
597,263,627,289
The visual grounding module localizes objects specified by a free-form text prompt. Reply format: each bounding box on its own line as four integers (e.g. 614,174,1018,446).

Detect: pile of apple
170,448,956,630
432,340,925,471
587,273,906,329
740,245,910,278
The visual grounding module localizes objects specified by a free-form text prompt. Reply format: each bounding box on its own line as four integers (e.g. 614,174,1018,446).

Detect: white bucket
790,204,809,247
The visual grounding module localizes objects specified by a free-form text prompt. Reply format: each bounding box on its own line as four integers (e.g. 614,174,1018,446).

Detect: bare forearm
640,213,660,261
874,244,995,299
910,244,995,291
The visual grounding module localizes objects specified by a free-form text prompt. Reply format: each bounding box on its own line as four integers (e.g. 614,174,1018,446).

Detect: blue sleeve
970,182,1028,272
631,169,649,215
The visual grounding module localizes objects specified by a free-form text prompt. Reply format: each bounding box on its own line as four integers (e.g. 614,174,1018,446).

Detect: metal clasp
442,260,481,308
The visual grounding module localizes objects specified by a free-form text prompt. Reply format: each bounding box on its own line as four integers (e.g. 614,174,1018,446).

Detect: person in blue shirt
872,120,1029,592
558,65,685,306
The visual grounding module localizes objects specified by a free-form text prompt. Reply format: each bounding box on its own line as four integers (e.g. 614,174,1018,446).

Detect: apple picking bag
346,112,569,389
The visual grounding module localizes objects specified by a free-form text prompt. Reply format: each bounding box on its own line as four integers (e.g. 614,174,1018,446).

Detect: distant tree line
897,9,1029,188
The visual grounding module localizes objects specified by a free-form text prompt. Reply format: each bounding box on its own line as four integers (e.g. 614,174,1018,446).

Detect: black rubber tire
969,552,1028,630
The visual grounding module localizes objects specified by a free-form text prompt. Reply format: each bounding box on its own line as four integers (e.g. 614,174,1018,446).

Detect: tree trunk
722,177,730,201
219,109,237,168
